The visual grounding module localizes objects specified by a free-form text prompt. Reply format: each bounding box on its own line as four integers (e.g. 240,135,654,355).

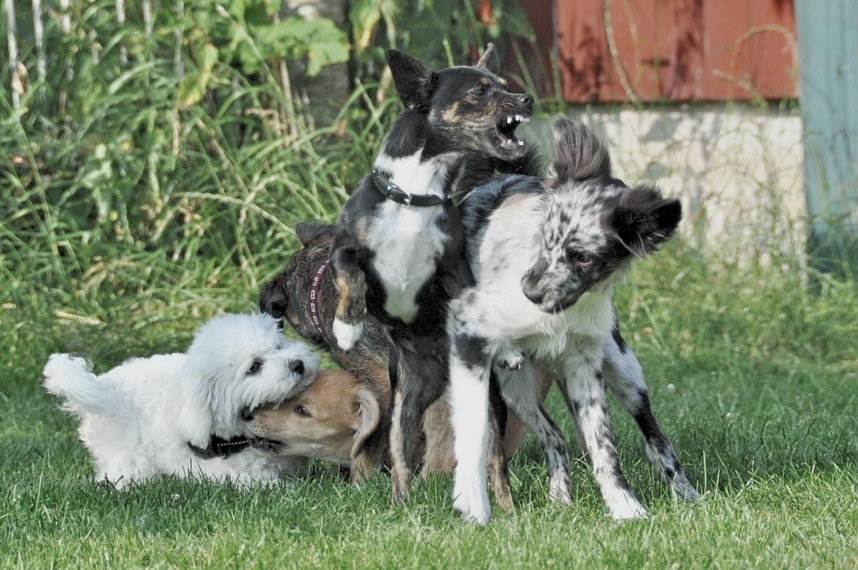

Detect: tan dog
244,369,382,480
244,367,551,481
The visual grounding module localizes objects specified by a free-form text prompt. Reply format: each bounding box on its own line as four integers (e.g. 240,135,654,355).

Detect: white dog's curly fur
43,313,320,489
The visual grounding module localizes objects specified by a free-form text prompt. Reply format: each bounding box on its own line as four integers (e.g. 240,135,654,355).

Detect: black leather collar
371,170,447,207
188,435,251,459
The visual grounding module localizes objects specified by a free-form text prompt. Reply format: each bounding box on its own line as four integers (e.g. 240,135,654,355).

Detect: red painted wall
518,0,798,102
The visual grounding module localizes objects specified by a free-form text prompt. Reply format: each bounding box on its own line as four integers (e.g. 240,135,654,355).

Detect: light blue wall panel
796,0,858,263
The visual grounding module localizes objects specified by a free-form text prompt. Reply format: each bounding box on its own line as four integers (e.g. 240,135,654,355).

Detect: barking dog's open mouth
496,113,530,150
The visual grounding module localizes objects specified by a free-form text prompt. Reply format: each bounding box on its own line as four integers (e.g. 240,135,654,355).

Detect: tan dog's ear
350,386,381,460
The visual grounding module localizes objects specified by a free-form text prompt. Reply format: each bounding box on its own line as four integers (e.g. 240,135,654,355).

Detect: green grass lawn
2,241,856,568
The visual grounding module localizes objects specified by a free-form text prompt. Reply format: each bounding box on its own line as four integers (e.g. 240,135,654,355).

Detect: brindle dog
259,223,551,498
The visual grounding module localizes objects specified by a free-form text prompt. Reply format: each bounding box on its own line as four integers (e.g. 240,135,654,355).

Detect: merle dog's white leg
603,331,699,500
560,339,647,520
493,360,572,504
449,350,492,524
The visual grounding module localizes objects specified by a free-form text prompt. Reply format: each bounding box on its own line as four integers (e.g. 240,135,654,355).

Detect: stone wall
529,103,807,266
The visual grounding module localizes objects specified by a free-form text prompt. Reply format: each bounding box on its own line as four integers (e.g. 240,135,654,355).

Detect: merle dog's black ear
609,185,682,257
295,222,335,246
386,50,438,111
476,43,500,75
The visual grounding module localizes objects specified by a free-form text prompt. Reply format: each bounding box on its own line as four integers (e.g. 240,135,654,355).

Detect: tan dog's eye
294,405,311,418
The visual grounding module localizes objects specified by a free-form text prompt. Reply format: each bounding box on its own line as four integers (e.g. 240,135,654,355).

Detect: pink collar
309,259,331,337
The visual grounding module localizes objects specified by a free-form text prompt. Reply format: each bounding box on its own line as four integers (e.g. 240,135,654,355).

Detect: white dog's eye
294,405,311,418
247,359,263,375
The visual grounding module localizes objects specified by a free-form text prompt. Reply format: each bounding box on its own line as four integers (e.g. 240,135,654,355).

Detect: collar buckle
372,169,445,207
384,182,413,206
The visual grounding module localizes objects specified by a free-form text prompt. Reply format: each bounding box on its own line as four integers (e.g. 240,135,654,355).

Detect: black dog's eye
247,359,263,375
294,405,311,418
471,86,487,97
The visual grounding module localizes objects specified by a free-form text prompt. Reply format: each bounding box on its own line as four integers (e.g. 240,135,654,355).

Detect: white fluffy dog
43,313,320,489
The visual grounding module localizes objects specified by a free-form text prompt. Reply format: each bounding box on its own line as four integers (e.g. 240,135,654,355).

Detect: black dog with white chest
328,45,535,503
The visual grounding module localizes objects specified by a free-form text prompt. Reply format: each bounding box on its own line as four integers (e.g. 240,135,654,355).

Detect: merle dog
328,45,535,503
447,118,699,524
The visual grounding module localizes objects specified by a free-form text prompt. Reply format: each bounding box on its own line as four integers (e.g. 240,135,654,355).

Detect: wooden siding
551,0,798,102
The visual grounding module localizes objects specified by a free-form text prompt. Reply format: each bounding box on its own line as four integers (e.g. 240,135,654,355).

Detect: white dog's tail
43,353,121,416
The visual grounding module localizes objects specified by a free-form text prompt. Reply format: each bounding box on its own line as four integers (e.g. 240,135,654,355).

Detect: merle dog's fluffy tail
548,117,612,184
43,354,119,417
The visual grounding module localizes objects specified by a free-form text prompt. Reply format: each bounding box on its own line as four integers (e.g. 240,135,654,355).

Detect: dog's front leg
330,246,367,351
494,359,572,504
449,334,493,525
559,340,647,520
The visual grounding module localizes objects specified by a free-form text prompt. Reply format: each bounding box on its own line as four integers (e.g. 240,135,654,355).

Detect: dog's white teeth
517,139,525,146
506,116,514,125
514,114,523,122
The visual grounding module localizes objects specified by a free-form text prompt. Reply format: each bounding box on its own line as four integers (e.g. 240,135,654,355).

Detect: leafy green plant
177,0,349,107
349,0,535,78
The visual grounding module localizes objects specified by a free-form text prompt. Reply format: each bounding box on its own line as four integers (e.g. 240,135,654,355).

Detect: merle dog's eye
294,405,311,418
247,359,262,375
566,249,594,266
471,86,487,97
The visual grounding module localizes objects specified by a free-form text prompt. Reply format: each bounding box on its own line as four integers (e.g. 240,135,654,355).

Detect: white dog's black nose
241,407,255,422
289,360,305,375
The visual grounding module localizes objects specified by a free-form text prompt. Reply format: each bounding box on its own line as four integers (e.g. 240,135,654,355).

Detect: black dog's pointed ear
609,185,682,257
386,50,438,111
476,43,500,75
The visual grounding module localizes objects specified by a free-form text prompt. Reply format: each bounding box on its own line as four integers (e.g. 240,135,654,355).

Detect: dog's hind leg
330,246,368,351
603,328,699,501
486,373,513,512
388,388,412,502
558,339,647,520
388,342,449,504
494,360,572,505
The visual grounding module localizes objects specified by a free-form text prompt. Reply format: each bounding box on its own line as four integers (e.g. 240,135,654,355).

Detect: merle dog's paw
333,318,363,351
495,348,525,370
607,494,648,521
